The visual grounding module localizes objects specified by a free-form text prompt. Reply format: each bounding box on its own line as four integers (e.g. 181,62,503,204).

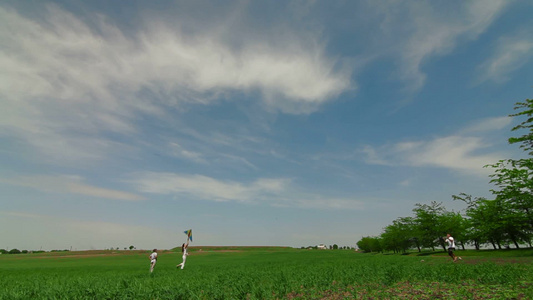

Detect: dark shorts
448,248,455,255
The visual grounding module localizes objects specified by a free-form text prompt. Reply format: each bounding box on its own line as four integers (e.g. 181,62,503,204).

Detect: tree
469,196,516,249
439,211,467,250
401,216,423,252
9,249,21,254
357,236,382,253
484,98,533,247
487,159,533,246
508,99,533,154
413,202,447,251
381,217,417,253
129,245,135,250
369,237,383,253
453,193,492,250
452,98,533,250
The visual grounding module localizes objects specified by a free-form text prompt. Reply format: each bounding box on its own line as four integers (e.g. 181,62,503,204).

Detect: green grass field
1,247,532,299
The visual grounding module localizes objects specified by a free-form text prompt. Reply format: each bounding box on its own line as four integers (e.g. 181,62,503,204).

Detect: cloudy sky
1,0,532,251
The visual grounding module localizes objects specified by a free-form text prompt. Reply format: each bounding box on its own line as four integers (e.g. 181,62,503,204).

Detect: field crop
0,248,532,299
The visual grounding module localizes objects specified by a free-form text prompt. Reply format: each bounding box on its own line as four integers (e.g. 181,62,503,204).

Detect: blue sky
1,0,532,251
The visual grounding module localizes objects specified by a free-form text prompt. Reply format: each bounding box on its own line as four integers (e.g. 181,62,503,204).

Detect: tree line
357,98,533,253
300,245,355,250
0,245,137,254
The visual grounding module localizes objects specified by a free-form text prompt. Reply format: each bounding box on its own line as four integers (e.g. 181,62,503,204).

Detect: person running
445,234,461,262
149,249,158,273
176,241,189,269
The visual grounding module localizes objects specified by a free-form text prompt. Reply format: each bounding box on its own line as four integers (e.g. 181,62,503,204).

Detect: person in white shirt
149,249,158,273
445,234,461,262
176,241,189,269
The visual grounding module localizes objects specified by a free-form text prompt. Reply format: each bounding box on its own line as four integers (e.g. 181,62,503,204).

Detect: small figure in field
444,234,461,262
149,249,158,273
176,241,189,269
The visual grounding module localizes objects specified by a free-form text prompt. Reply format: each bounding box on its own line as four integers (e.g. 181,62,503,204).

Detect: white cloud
360,145,391,166
127,172,364,210
1,175,145,201
399,179,411,187
128,172,290,203
461,116,512,133
136,23,350,109
360,113,513,176
0,4,351,162
288,196,364,210
362,135,503,176
406,136,500,172
168,142,207,164
372,0,508,91
477,29,533,83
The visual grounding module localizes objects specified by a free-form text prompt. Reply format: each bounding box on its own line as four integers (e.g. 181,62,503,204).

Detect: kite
184,229,193,242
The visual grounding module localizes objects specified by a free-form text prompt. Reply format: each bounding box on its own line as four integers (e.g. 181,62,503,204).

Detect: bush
8,249,21,254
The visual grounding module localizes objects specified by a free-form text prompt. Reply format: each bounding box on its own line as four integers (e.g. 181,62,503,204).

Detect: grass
409,247,533,257
0,247,532,299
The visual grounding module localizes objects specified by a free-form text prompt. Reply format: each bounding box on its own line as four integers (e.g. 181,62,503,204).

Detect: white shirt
150,252,158,261
445,236,456,249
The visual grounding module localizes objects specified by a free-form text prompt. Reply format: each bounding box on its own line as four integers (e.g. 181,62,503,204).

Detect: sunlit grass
1,248,532,299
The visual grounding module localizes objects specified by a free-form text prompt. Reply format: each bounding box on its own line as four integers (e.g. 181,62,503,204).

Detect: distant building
317,244,327,250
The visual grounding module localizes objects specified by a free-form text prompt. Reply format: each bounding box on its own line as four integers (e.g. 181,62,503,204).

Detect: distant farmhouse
317,244,327,250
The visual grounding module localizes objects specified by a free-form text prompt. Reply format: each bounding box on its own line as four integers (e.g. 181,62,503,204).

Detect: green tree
473,197,512,249
413,202,447,251
484,98,533,247
369,237,383,253
487,159,533,246
455,98,533,250
508,98,533,154
453,193,491,250
381,217,417,253
439,211,467,250
357,236,382,253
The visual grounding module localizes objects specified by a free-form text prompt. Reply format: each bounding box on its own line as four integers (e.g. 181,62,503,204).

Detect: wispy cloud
477,29,533,83
286,196,365,210
158,130,263,169
0,4,351,163
362,135,504,176
167,142,207,164
372,0,508,92
360,145,391,166
461,116,512,133
127,172,364,210
359,113,514,176
1,175,145,201
128,172,291,203
402,136,501,173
